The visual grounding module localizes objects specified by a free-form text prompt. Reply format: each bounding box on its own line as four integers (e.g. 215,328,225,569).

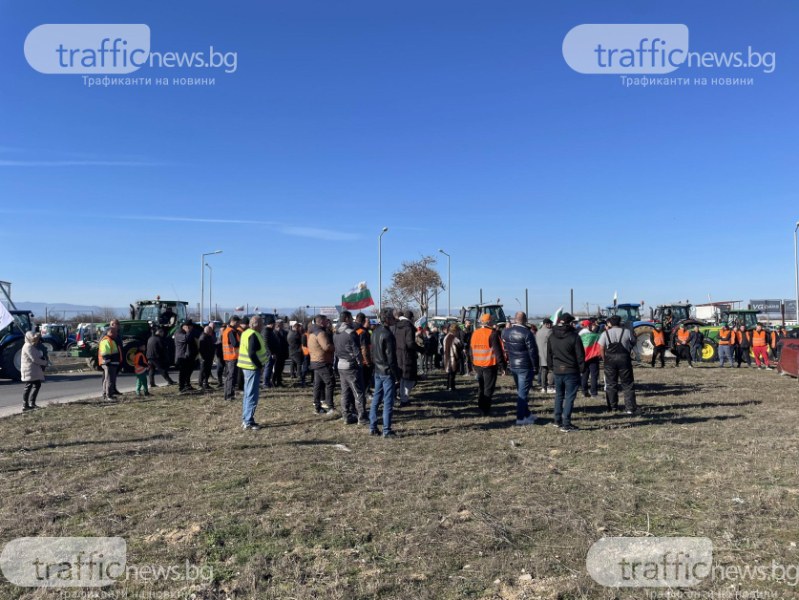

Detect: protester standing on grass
21,331,47,411
650,324,667,368
470,313,506,416
443,323,463,391
717,323,735,367
536,318,554,393
308,314,336,414
395,310,422,407
370,308,401,437
333,311,368,425
690,325,704,364
174,319,198,393
273,320,289,387
237,315,267,430
261,319,278,389
99,327,120,400
735,324,752,368
221,315,242,401
198,325,217,390
599,316,638,415
147,327,175,387
578,319,601,398
287,322,304,384
133,343,150,397
355,313,372,396
501,311,539,426
673,323,694,368
547,313,584,432
751,323,772,370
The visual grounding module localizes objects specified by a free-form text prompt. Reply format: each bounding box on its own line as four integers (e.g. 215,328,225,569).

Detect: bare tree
383,284,413,313
290,307,309,324
389,256,443,317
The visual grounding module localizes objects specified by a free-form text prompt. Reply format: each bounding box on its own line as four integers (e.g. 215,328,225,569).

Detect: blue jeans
263,356,276,386
554,373,580,427
370,373,396,435
242,368,261,425
718,345,733,367
510,368,533,421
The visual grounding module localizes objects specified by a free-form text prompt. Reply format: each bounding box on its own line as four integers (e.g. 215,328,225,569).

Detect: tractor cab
719,309,760,329
607,303,641,325
461,304,507,328
0,310,33,341
132,299,188,329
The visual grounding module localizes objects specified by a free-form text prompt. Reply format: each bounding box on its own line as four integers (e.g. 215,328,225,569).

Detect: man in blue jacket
501,311,540,426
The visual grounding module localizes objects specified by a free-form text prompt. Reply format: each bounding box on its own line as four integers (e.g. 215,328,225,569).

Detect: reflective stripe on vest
134,352,147,374
718,330,732,345
470,328,496,367
237,329,267,370
222,326,240,361
752,330,768,347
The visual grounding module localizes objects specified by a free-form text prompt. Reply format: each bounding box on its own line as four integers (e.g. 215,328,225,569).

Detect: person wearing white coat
21,331,47,411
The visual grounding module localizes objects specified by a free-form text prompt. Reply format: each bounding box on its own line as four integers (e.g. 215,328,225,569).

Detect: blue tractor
0,309,35,381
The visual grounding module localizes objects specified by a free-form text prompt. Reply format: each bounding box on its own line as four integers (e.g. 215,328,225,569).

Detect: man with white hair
237,315,267,430
98,326,121,400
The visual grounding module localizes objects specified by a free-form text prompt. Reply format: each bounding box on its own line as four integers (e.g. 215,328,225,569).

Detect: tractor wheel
121,341,140,373
701,339,718,362
86,356,100,371
1,338,25,381
41,341,56,354
633,325,655,361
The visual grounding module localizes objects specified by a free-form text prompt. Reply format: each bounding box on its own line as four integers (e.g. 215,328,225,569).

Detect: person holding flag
341,282,375,311
578,319,601,398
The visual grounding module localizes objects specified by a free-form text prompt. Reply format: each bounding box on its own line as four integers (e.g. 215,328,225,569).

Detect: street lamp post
794,221,799,323
378,227,388,313
439,249,451,318
205,263,213,322
201,250,222,324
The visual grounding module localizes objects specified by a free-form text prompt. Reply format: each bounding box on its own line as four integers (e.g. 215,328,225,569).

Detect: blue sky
1,1,797,316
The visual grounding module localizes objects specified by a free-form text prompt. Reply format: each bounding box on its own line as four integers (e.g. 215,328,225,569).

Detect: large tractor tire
633,325,655,361
701,339,718,362
1,338,25,381
121,340,140,373
86,356,100,371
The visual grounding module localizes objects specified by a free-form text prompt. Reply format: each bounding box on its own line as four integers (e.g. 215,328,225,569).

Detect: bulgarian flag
341,282,375,310
579,326,602,361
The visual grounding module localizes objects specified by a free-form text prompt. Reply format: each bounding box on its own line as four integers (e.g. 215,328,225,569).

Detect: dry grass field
1,362,798,599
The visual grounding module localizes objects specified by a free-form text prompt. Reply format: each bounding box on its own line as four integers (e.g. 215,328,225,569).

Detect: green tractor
70,298,191,372
632,303,705,361
698,308,762,362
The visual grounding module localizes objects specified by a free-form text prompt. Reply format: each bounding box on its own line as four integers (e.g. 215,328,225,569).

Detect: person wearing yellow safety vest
237,315,267,430
470,313,506,416
98,327,120,400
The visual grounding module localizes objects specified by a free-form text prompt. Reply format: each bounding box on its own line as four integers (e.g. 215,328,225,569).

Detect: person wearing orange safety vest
734,325,752,368
222,315,242,401
650,324,667,368
133,343,150,397
470,313,506,416
673,323,694,368
751,323,772,370
717,323,734,367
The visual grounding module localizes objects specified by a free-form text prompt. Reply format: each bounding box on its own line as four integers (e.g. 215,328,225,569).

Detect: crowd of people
18,309,793,433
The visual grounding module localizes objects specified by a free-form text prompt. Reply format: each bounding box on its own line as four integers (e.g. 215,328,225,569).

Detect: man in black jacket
395,310,422,407
261,319,279,389
501,311,540,426
197,325,217,390
546,312,585,432
273,320,289,387
287,322,304,384
370,308,401,437
174,319,198,393
333,311,367,424
146,327,175,386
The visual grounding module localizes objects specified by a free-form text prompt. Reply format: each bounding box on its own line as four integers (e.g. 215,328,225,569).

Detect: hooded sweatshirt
547,324,585,375
333,322,361,370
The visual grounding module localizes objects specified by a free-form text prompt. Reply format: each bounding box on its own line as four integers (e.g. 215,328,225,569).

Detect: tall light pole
378,227,388,313
794,221,799,322
439,249,450,318
201,250,222,323
205,263,213,322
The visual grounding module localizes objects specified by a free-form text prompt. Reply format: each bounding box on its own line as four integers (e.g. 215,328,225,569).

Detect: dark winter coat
546,325,585,375
395,318,422,380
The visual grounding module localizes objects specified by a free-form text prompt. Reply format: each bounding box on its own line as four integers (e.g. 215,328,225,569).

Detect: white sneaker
515,414,537,426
